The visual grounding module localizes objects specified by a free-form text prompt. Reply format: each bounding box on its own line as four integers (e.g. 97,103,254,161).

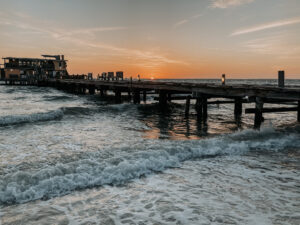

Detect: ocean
0,79,300,225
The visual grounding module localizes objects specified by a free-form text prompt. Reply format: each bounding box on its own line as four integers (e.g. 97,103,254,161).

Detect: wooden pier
1,76,300,128
30,78,300,128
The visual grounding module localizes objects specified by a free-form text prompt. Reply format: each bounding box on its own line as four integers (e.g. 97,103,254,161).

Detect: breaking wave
0,106,100,126
43,95,75,102
0,127,299,205
0,109,64,126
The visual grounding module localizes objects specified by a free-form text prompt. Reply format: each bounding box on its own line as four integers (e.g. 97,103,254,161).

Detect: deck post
133,89,140,104
185,95,191,116
298,101,300,122
254,97,264,129
143,91,147,102
234,98,243,118
159,90,167,107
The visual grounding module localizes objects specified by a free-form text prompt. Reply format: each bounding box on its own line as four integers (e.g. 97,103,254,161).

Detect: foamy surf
0,127,299,206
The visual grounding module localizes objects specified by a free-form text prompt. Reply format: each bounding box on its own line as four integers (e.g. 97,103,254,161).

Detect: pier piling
133,89,140,104
114,90,121,103
143,91,147,102
297,101,300,123
254,97,264,129
234,98,243,119
185,95,191,117
159,90,167,107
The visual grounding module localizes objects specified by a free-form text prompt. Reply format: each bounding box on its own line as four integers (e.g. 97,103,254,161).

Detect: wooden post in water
100,88,106,97
298,101,300,122
128,90,132,100
185,95,191,117
143,91,147,102
234,98,243,119
195,97,203,119
254,97,264,128
159,90,167,107
133,89,140,104
88,86,95,95
167,93,172,102
278,71,285,88
202,97,208,121
114,89,122,103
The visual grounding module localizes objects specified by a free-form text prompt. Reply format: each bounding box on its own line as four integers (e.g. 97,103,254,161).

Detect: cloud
0,13,188,68
241,33,300,59
211,0,255,9
173,13,203,28
174,19,189,28
231,17,300,36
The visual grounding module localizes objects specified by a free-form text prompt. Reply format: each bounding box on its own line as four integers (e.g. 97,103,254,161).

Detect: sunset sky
0,0,299,79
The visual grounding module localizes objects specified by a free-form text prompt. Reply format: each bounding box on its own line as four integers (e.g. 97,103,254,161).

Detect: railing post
278,71,285,88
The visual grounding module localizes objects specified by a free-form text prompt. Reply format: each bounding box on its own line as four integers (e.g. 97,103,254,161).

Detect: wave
0,127,299,205
0,106,97,127
43,95,75,102
0,109,64,126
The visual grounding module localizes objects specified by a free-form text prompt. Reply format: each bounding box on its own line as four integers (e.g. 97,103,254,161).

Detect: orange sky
0,0,300,79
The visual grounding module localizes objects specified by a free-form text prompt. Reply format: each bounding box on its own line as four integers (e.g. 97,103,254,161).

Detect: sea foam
0,127,299,205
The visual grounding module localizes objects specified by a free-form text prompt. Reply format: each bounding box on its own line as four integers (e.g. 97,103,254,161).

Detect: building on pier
1,55,68,82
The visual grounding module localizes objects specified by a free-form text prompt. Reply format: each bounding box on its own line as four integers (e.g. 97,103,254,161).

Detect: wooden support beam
159,90,168,106
254,97,264,129
100,89,106,97
234,98,243,119
195,97,202,119
298,101,300,122
185,95,191,117
128,90,132,100
114,90,121,103
167,93,172,102
143,91,147,102
88,86,95,95
202,97,208,120
133,89,140,104
246,107,298,114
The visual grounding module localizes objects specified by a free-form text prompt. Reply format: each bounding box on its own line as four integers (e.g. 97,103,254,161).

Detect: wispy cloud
241,33,300,59
173,13,203,28
0,12,188,68
231,17,300,36
174,19,189,28
211,0,255,9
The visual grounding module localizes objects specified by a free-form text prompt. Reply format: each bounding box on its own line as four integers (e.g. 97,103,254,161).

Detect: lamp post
222,74,226,85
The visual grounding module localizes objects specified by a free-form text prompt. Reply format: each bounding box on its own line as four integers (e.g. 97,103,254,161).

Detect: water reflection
137,102,232,140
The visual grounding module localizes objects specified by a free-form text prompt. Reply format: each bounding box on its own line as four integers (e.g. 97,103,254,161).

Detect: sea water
0,80,300,225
